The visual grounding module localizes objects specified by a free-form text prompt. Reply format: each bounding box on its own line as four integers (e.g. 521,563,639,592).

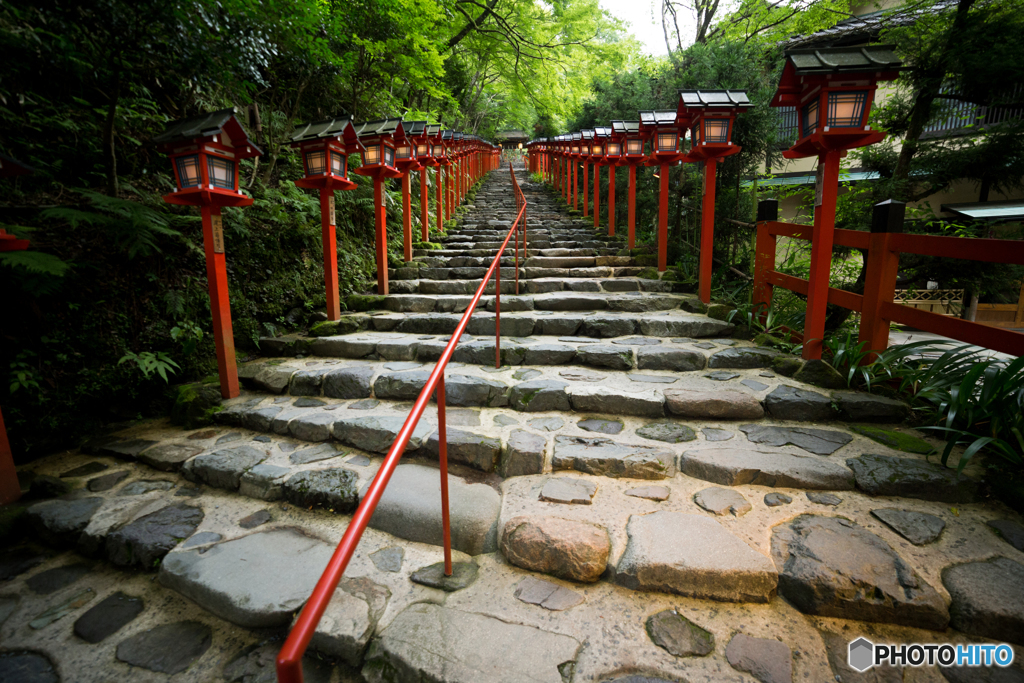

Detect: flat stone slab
28,497,104,546
872,508,946,545
577,418,623,434
88,471,129,492
115,620,212,674
763,385,835,422
942,557,1024,646
137,443,204,471
183,445,268,490
501,515,610,583
849,425,934,454
636,422,695,444
627,373,678,384
369,546,404,573
333,416,432,453
764,493,792,507
702,428,733,442
283,468,360,512
74,591,144,643
553,436,675,480
806,492,842,506
539,477,597,505
833,391,910,423
424,429,501,472
771,515,949,630
664,389,764,420
708,347,780,369
61,462,108,478
515,577,584,611
694,487,752,517
625,485,670,502
726,634,792,683
528,417,564,431
500,429,546,478
646,609,714,657
846,454,978,503
569,386,665,417
410,561,479,592
159,528,335,627
741,424,853,456
510,379,570,412
30,587,94,629
362,603,581,683
705,371,740,381
224,641,333,683
106,503,204,569
616,511,778,603
26,563,90,595
0,651,59,682
362,464,500,555
309,576,389,666
989,519,1024,552
679,448,854,490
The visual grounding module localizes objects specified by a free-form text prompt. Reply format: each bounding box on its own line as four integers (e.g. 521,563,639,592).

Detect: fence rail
275,163,527,683
753,200,1024,359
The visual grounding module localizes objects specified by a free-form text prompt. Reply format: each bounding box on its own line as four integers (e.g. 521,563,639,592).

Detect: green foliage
118,350,180,383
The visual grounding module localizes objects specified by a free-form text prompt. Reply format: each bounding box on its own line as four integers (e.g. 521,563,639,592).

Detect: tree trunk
261,77,309,185
103,66,122,196
891,0,977,195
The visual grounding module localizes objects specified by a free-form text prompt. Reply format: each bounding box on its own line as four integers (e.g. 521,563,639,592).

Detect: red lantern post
570,133,581,211
289,117,360,321
771,46,902,359
394,121,427,263
591,127,610,229
0,153,35,503
353,118,405,296
677,90,752,304
580,131,593,217
418,124,442,241
640,111,686,272
604,128,624,237
155,108,262,399
612,120,647,249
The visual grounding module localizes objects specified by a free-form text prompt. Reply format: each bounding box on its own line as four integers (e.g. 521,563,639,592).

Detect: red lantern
612,120,646,248
677,90,751,304
770,45,902,359
154,108,262,400
289,117,360,321
591,126,612,232
640,110,685,271
353,118,405,295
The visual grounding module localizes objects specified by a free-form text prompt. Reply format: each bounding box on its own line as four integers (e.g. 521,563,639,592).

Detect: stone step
372,291,696,314
388,277,680,295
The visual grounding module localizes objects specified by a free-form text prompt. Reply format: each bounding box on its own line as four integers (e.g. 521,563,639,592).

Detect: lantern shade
364,144,382,165
656,132,677,153
703,118,730,143
639,111,682,162
352,118,405,178
154,107,261,207
331,151,346,176
396,145,412,159
827,91,868,127
305,150,327,175
175,155,201,188
802,99,820,138
627,139,643,155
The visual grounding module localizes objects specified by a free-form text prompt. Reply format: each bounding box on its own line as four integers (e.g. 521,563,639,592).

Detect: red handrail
276,162,527,683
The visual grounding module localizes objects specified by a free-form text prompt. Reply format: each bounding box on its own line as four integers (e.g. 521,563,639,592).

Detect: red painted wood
420,169,429,241
374,178,389,296
593,164,600,229
608,165,616,237
582,161,589,217
753,221,777,315
202,206,239,399
0,407,20,505
658,164,669,272
883,302,1024,356
437,167,444,232
802,150,843,359
890,233,1024,262
858,230,901,358
628,165,636,249
698,158,717,301
572,159,578,211
402,173,412,263
320,190,340,321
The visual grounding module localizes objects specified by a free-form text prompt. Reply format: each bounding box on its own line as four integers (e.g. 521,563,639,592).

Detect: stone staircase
4,162,1024,683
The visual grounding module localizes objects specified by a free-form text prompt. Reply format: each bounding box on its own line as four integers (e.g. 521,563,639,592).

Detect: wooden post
420,169,429,241
374,177,389,296
608,165,616,237
752,200,779,317
698,158,718,303
802,150,843,359
628,165,636,249
437,167,444,232
572,160,578,211
401,172,412,262
593,164,600,228
320,190,340,321
858,199,905,359
658,164,669,272
0,407,20,504
446,165,453,220
582,161,589,217
202,205,239,398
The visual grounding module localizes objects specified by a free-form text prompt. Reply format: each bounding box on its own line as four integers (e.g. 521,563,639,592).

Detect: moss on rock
794,359,847,390
310,315,369,337
636,267,660,280
772,355,804,377
705,303,731,321
346,294,387,312
171,382,223,429
412,241,442,250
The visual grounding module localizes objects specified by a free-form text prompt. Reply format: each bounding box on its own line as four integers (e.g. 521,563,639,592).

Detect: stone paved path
5,162,1024,682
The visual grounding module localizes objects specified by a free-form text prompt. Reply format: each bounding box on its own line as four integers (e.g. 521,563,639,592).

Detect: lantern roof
288,117,360,149
772,45,902,108
441,130,454,141
678,90,751,110
403,120,428,137
354,119,406,147
153,107,262,158
612,121,641,135
0,152,35,177
453,132,464,141
639,111,678,130
426,124,442,137
593,126,612,138
581,130,595,140
571,132,582,141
